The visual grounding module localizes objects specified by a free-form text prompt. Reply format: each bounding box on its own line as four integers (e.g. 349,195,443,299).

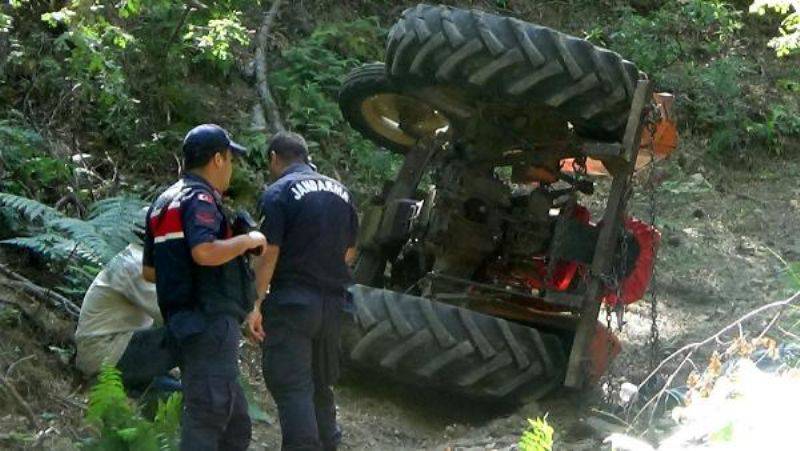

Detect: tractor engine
387,155,658,308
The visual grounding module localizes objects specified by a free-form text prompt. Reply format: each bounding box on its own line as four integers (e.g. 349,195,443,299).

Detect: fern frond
49,217,115,263
87,196,148,253
87,365,134,425
0,192,61,222
154,392,182,450
1,234,77,262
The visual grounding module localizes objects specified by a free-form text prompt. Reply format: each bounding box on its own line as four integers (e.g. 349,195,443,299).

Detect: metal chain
601,210,629,407
644,118,661,371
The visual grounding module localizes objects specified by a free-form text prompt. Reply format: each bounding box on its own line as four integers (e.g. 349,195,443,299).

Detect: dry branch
0,374,39,430
254,0,285,134
631,290,800,426
0,264,80,318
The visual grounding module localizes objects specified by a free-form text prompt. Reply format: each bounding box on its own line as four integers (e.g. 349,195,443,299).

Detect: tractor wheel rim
360,93,451,148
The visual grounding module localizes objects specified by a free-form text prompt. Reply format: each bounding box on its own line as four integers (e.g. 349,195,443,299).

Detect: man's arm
142,209,157,283
245,244,280,343
253,244,281,301
191,231,266,266
183,192,266,267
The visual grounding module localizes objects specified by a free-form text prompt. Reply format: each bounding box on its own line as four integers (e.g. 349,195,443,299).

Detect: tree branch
631,290,800,426
166,3,194,50
0,374,39,430
0,264,81,318
254,0,285,134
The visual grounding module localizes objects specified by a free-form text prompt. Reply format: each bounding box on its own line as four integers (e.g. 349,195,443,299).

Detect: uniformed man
143,124,266,451
246,131,358,451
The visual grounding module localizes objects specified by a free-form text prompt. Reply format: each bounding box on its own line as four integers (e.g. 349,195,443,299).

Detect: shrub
0,120,73,200
269,18,400,201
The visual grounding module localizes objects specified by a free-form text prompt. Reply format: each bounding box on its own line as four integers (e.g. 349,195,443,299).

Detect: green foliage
710,421,735,443
606,0,742,75
604,1,800,156
84,365,182,451
183,10,249,70
747,105,800,153
0,193,146,294
519,416,554,451
0,120,72,199
782,261,800,290
269,18,400,200
751,0,800,56
3,0,258,175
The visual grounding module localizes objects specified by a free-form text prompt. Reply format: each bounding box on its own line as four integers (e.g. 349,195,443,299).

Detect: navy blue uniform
258,163,357,451
144,174,253,451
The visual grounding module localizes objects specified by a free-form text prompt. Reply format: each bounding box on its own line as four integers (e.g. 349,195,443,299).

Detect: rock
666,235,682,247
689,172,707,186
619,382,639,405
585,416,626,437
736,241,756,256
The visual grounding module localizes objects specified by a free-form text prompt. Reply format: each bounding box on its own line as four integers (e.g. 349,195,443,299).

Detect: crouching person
75,243,179,393
144,124,266,451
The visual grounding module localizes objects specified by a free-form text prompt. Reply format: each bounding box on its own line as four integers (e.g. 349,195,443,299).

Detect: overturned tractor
338,4,677,400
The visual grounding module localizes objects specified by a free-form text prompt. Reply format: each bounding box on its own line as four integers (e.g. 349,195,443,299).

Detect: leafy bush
602,0,800,156
0,120,73,199
519,416,554,451
83,365,182,451
750,0,800,56
269,18,400,200
605,0,742,76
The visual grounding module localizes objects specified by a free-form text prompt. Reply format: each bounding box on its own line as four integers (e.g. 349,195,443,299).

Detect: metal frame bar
353,138,440,285
563,79,654,388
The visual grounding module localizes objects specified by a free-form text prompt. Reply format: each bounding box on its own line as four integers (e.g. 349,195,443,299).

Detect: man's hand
245,308,265,343
142,264,156,283
247,231,267,256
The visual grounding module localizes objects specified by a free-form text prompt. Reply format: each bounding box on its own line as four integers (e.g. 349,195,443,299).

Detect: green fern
87,365,134,426
0,193,146,292
153,393,182,450
519,416,554,451
0,192,60,222
84,365,181,451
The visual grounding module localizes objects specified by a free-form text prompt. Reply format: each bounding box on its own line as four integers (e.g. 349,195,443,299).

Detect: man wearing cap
246,131,358,451
143,124,266,450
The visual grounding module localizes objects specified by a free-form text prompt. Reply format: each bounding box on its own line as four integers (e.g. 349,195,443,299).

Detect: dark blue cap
183,124,247,165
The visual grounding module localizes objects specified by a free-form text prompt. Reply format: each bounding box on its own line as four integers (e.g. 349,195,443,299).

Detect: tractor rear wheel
339,63,453,154
342,285,568,400
385,4,643,142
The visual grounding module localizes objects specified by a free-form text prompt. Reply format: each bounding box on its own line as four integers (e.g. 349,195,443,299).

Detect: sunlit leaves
183,11,249,67
751,1,800,57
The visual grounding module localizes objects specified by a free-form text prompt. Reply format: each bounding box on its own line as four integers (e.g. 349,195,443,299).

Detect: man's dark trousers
262,287,344,451
117,326,178,392
176,314,251,451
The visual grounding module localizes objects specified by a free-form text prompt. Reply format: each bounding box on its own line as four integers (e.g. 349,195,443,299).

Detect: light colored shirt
74,244,160,376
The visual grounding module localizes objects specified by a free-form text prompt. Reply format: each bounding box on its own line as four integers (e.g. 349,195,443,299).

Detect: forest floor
1,138,799,450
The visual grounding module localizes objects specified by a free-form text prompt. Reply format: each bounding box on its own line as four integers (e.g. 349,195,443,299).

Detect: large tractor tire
385,4,643,142
343,285,567,400
339,63,451,154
